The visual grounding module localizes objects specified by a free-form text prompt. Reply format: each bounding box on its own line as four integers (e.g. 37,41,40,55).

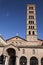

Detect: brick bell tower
26,4,37,41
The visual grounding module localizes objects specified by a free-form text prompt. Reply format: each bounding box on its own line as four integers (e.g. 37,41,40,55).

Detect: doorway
7,48,16,65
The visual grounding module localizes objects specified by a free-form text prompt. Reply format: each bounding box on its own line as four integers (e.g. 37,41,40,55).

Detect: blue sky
0,0,43,40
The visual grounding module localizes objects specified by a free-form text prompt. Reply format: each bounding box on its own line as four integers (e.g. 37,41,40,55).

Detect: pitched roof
6,36,27,41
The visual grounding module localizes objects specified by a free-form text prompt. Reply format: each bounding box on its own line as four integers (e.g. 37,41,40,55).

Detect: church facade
0,4,43,65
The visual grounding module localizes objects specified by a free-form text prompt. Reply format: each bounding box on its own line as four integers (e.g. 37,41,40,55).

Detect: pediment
5,36,28,47
6,36,27,41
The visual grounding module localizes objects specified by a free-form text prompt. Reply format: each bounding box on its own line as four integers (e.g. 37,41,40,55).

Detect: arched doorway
41,58,43,65
0,55,4,64
7,48,16,65
20,56,27,65
30,57,38,65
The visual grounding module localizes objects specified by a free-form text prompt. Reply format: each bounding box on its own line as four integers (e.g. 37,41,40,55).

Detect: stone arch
30,56,38,65
41,58,43,65
4,44,18,55
7,48,16,65
20,56,27,65
7,48,16,56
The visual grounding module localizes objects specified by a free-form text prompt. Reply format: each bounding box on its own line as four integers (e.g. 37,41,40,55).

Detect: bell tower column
26,4,37,41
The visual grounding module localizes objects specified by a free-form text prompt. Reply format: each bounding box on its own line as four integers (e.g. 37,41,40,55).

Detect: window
32,31,35,35
29,7,33,9
33,21,34,24
20,56,27,65
16,37,18,39
29,26,34,29
30,57,38,65
29,21,31,24
29,26,30,29
29,16,34,19
29,21,34,24
29,11,34,13
33,49,35,54
31,26,32,29
23,49,25,54
32,26,34,29
29,31,31,35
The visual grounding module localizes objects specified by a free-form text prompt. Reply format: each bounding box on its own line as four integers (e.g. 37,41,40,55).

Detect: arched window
29,26,30,29
29,7,33,9
33,26,34,29
20,56,27,65
31,26,32,29
23,49,25,54
29,16,34,19
29,21,34,24
30,57,38,65
32,31,35,35
29,26,34,29
29,11,34,13
41,58,43,65
29,31,31,35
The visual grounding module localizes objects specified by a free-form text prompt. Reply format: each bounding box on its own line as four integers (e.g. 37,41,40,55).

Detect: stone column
5,56,8,65
39,59,41,65
16,56,19,65
28,59,30,65
5,56,10,65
